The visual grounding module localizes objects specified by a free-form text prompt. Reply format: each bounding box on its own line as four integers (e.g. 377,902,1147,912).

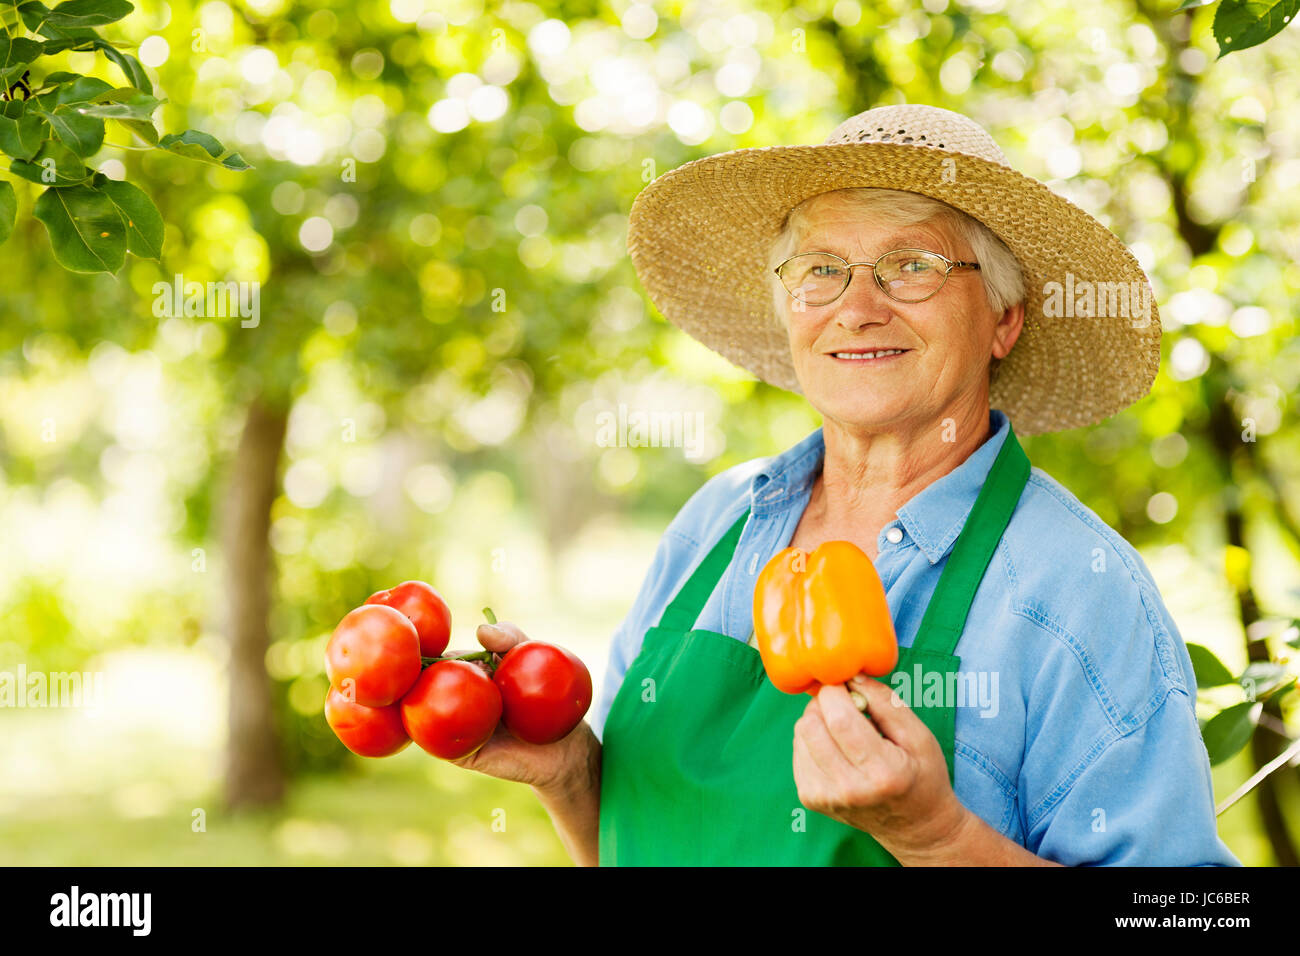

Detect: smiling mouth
827,349,912,361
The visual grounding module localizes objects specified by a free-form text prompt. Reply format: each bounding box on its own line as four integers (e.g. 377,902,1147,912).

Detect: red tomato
366,580,452,658
325,604,422,707
324,686,410,757
492,641,592,745
400,660,502,760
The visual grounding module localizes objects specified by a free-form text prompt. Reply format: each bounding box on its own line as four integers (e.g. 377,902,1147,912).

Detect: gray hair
768,187,1026,325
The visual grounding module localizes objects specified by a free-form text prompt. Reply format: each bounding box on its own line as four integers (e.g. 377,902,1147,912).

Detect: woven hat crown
824,104,1010,166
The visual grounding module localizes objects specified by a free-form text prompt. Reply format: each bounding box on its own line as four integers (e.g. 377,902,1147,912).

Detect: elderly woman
457,104,1240,867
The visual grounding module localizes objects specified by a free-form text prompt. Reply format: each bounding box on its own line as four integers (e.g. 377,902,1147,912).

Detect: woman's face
779,192,1023,435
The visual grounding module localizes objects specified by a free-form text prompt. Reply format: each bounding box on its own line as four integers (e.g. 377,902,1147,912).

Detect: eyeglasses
773,249,980,306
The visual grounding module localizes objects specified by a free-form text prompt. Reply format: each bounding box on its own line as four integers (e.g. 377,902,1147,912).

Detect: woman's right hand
447,620,599,795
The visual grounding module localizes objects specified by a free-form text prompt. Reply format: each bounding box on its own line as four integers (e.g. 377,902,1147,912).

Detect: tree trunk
1208,384,1299,866
528,414,598,555
222,396,289,811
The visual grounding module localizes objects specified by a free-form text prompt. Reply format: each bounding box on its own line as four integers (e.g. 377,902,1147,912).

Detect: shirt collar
751,408,1013,565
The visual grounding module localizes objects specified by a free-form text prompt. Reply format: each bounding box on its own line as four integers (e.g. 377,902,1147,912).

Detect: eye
899,257,937,274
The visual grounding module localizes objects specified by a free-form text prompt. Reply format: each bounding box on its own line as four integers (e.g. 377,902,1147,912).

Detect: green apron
598,423,1031,866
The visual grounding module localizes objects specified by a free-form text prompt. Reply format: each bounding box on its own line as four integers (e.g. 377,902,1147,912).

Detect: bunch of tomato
323,581,593,760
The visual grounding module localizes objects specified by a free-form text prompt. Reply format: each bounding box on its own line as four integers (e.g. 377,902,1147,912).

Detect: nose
832,264,896,329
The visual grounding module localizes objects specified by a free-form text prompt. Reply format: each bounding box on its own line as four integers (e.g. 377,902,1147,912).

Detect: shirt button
885,527,904,544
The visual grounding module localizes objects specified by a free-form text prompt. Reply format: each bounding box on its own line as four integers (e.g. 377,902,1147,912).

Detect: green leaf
38,106,105,157
94,40,151,95
9,139,90,185
36,71,84,89
0,35,44,86
32,181,126,272
77,88,162,120
44,0,133,27
1239,661,1291,699
39,74,114,107
113,115,158,145
1213,0,1300,57
83,84,163,145
18,0,99,41
1186,642,1236,687
93,176,162,259
0,100,49,161
0,179,16,245
1201,700,1259,764
1285,619,1300,648
16,0,55,33
1176,0,1217,8
36,25,99,45
157,129,252,171
41,35,100,55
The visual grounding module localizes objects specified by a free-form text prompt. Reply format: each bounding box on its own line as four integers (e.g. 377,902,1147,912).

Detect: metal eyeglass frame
773,249,981,305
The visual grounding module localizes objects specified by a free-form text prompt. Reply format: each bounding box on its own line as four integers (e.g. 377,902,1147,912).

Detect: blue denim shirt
592,408,1241,866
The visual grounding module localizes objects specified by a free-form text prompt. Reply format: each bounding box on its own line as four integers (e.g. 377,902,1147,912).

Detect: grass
0,750,572,866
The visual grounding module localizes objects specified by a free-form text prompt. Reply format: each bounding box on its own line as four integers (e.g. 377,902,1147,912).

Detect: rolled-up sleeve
1025,684,1241,866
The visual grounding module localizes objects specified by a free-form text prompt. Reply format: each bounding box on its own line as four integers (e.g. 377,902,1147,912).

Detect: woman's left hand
792,672,972,864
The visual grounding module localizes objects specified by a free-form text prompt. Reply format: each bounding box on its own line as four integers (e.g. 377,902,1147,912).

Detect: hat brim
627,142,1161,436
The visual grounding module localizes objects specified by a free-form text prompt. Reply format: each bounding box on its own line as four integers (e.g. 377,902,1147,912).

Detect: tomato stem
420,649,499,675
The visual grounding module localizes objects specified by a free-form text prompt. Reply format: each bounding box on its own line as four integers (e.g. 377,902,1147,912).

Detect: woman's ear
992,301,1025,361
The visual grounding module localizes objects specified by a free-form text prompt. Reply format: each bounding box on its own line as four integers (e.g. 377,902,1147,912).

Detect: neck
809,399,994,534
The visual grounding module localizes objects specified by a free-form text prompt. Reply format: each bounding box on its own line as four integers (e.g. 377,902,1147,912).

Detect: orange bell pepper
753,540,898,699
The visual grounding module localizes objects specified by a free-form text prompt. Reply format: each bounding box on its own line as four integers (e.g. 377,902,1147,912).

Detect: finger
792,719,839,806
476,619,528,653
448,722,514,773
812,682,882,766
848,674,926,752
792,721,821,793
797,694,867,782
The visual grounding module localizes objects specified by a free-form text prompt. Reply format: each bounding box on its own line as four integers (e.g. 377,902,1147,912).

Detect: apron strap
910,424,1031,658
657,509,751,632
653,424,1029,646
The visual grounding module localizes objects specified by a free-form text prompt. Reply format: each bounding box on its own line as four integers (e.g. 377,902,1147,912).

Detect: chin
812,391,908,426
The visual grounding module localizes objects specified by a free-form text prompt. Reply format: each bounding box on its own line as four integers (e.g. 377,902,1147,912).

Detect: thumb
476,619,529,653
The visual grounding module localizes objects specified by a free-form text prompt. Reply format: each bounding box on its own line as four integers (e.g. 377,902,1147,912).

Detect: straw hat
626,104,1161,436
